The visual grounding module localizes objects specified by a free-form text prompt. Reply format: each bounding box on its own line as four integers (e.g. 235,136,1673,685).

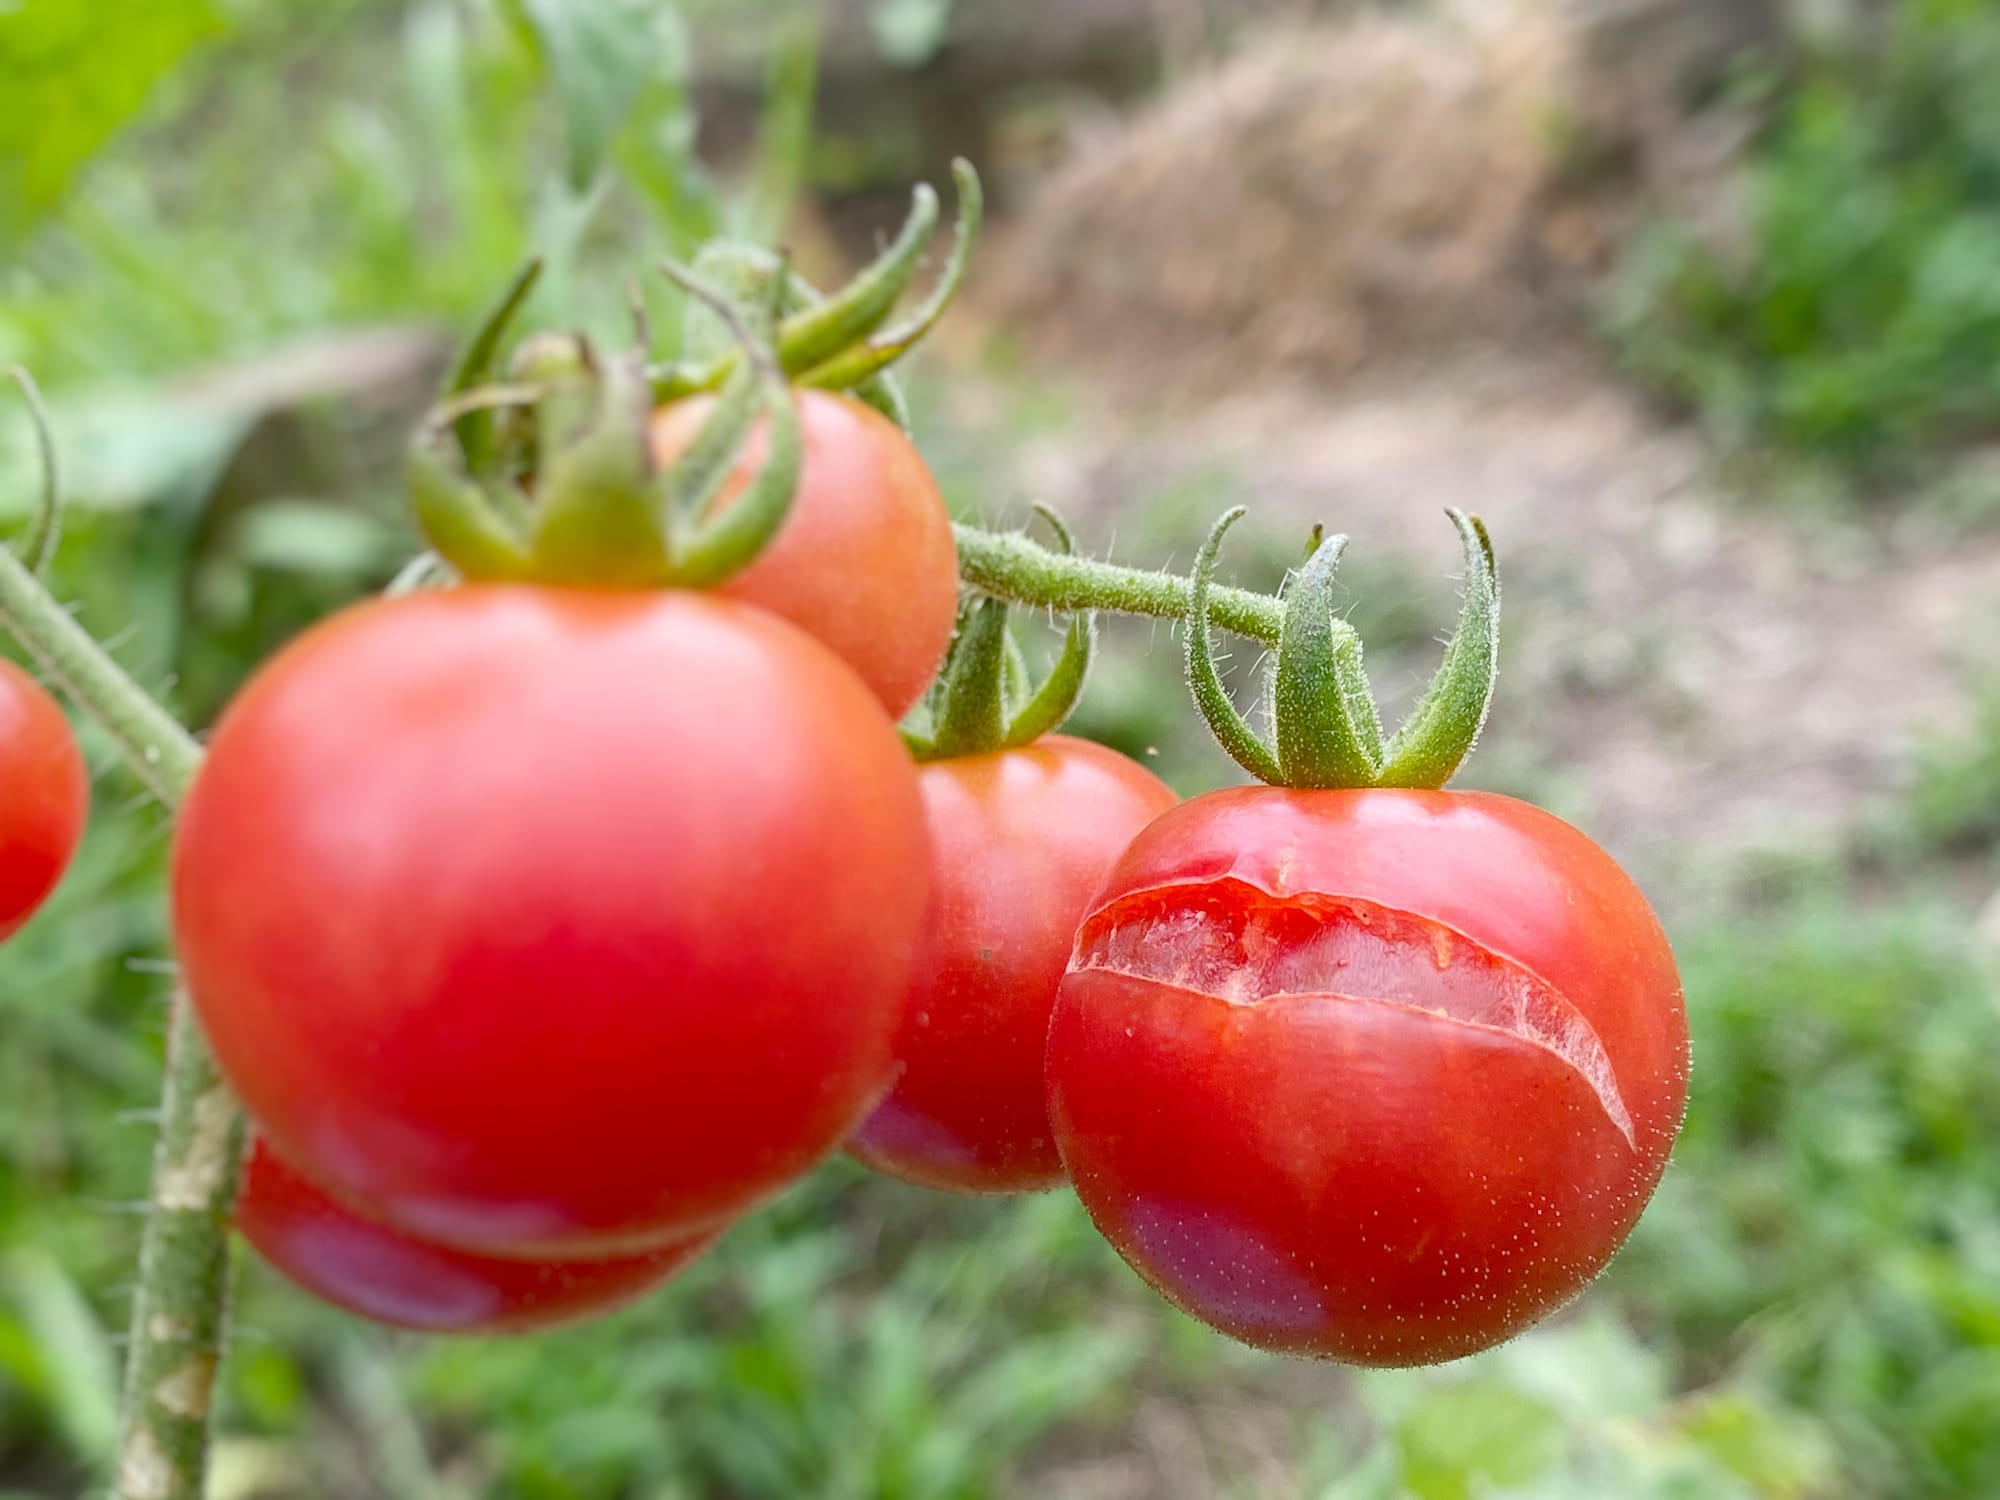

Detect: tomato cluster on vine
0,167,1688,1366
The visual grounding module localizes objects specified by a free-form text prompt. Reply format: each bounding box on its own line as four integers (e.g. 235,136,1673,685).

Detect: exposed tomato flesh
1074,880,1636,1148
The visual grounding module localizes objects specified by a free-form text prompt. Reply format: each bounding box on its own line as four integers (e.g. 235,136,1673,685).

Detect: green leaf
226,500,401,577
739,9,820,249
1679,1390,1838,1499
508,0,683,191
0,0,223,238
2,1251,118,1464
1395,1380,1563,1500
0,390,249,518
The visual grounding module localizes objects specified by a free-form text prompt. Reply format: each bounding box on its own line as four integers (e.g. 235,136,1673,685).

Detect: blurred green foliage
1606,0,2000,495
1906,677,2000,854
3,2,2000,1497
0,0,221,238
0,0,712,391
1623,889,2000,1498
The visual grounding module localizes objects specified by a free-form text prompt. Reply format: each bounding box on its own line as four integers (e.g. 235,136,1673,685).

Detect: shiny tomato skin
0,659,87,941
648,389,958,718
1046,787,1687,1366
173,585,929,1258
238,1140,719,1334
849,736,1177,1193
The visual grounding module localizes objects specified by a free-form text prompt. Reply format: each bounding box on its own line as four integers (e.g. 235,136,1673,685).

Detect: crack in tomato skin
1073,881,1638,1149
1046,786,1687,1367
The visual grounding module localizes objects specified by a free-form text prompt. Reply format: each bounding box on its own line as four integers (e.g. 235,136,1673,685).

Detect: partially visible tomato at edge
0,657,87,942
1046,787,1688,1366
238,1139,721,1334
849,735,1177,1193
648,389,959,719
173,585,930,1259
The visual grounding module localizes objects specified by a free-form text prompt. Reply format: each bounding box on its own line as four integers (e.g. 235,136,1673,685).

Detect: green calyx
653,158,983,433
1187,507,1500,790
906,507,1095,762
406,159,980,591
408,262,802,591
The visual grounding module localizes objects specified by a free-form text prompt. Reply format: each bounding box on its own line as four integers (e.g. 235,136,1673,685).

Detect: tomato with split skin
1046,787,1688,1366
849,735,1177,1193
174,585,929,1258
0,658,87,942
237,1140,721,1334
649,389,959,718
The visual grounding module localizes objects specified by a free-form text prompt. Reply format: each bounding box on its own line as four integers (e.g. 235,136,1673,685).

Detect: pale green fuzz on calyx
3,365,61,577
905,506,1096,763
1186,507,1500,792
408,267,803,592
653,158,983,436
410,159,983,593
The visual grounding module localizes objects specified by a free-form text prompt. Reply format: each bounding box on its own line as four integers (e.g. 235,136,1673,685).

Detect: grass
1604,0,2000,503
10,882,1973,1499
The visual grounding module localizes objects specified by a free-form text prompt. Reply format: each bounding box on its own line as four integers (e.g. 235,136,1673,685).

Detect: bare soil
937,344,2000,892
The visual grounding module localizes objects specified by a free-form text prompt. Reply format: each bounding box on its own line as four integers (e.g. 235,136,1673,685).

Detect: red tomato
1046,788,1688,1366
238,1139,719,1334
849,736,1177,1193
0,658,87,942
173,586,929,1257
648,390,958,718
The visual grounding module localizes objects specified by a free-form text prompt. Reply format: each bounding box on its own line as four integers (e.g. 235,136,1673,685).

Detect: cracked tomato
1046,787,1687,1366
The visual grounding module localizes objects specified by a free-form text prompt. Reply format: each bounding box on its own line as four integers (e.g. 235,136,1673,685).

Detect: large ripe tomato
1046,788,1688,1366
238,1139,719,1334
173,586,929,1258
0,658,87,942
849,736,1176,1193
648,389,958,718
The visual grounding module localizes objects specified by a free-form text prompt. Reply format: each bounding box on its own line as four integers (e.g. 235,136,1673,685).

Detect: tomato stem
4,366,62,576
951,521,1288,644
913,507,1099,760
113,991,243,1500
0,547,202,803
0,543,240,1500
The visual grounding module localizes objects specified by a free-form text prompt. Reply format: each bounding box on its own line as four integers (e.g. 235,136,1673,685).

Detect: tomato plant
237,1140,720,1334
851,734,1177,1193
1046,786,1689,1365
173,585,930,1257
649,389,959,717
0,145,1694,1492
0,657,87,941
